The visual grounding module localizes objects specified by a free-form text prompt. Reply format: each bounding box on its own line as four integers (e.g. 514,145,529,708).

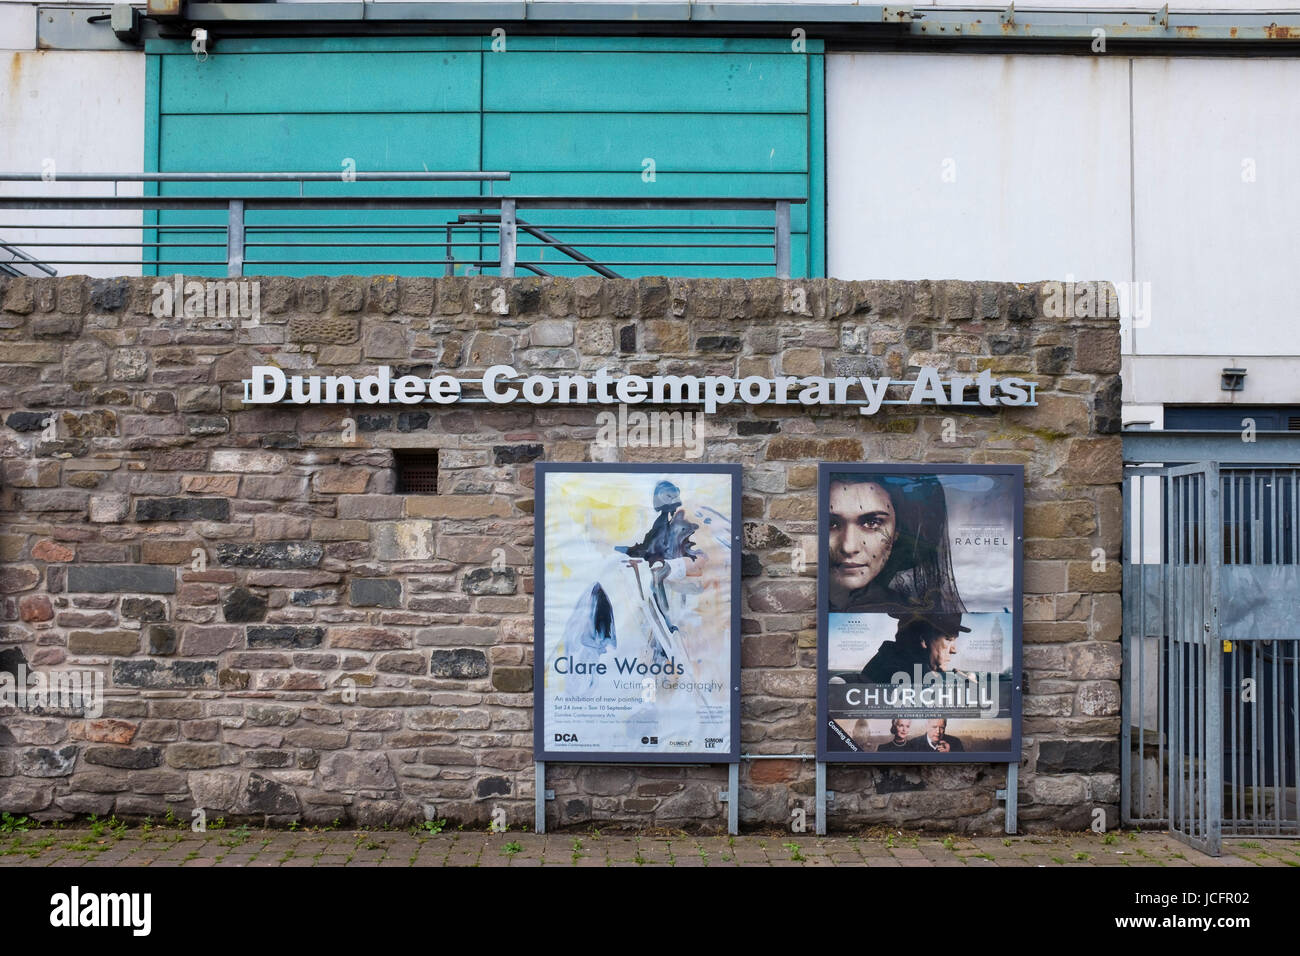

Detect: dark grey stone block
247,625,325,649
68,565,176,594
111,659,216,688
135,497,230,522
216,542,323,569
349,578,402,608
222,586,268,623
429,648,489,679
83,746,162,770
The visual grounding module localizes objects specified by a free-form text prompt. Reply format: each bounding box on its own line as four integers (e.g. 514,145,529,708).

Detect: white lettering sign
242,365,1034,415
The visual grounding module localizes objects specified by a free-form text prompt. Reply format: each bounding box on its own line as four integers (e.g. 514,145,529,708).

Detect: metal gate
1123,455,1300,855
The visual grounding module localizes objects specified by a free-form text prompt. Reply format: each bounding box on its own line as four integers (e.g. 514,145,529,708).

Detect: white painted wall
0,4,36,50
827,51,1300,412
827,53,1131,284
0,48,145,276
1131,57,1300,359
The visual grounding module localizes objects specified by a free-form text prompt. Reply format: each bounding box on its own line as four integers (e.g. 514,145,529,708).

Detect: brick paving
0,823,1295,867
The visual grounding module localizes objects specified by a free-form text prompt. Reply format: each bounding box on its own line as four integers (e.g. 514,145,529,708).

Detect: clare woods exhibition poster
534,464,741,762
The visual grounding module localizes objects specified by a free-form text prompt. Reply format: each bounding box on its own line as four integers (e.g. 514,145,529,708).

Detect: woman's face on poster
827,480,898,602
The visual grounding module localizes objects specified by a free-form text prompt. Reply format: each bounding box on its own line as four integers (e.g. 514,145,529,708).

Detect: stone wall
0,274,1122,832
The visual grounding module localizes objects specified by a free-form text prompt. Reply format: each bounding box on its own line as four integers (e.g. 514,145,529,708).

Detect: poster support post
815,762,828,836
535,761,547,834
727,762,739,835
1004,762,1018,834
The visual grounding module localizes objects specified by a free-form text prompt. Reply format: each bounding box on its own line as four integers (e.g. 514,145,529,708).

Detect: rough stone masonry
0,274,1122,832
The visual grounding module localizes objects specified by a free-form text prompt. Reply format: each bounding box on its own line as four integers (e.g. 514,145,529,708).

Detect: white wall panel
1131,57,1300,358
0,50,144,277
827,53,1131,286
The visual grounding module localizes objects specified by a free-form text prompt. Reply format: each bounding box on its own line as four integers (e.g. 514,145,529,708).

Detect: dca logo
554,733,578,742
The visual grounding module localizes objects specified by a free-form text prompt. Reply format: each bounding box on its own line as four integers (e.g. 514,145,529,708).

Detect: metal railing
0,173,800,279
1123,464,1300,842
0,238,56,278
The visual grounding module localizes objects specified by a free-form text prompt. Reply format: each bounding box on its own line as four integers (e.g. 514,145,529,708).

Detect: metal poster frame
814,463,1025,833
532,462,743,833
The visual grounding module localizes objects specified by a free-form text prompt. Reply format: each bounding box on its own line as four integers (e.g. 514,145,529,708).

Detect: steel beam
1124,430,1300,466
36,2,1300,50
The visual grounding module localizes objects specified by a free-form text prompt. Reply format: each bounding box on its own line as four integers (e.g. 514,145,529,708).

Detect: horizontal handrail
0,195,802,209
0,172,510,183
0,175,800,279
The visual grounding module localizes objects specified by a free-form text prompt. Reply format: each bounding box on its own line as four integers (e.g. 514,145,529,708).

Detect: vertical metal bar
1194,474,1203,843
226,199,245,278
1225,473,1236,835
1253,643,1261,829
1207,466,1223,854
1226,474,1233,565
534,761,546,834
1169,476,1181,834
1005,762,1019,834
1287,471,1294,563
727,762,739,836
1253,472,1260,563
1292,637,1299,836
498,199,516,278
1122,472,1133,824
774,200,791,279
1157,473,1166,823
1239,472,1245,562
1199,472,1208,845
1284,473,1294,567
1236,472,1242,563
1201,473,1210,844
1137,473,1147,821
1192,474,1201,842
445,225,455,277
1181,474,1188,837
1181,474,1190,839
1284,470,1294,567
1270,469,1277,564
1272,638,1281,834
1230,472,1236,564
815,761,827,836
1232,631,1240,834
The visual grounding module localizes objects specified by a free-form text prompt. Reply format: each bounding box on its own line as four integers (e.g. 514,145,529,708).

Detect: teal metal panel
147,34,825,277
483,51,808,112
808,49,826,278
158,114,482,173
484,114,807,172
160,51,481,113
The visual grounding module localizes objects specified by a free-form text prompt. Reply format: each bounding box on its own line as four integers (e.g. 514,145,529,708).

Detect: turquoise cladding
145,36,824,278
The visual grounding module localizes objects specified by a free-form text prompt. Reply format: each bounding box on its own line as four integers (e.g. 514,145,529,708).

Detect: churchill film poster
817,464,1023,763
534,463,741,763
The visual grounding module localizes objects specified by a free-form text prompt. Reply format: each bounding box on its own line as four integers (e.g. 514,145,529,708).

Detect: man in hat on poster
857,612,972,685
559,478,713,688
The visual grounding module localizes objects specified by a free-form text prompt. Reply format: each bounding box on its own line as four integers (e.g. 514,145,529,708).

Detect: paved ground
0,822,1296,866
